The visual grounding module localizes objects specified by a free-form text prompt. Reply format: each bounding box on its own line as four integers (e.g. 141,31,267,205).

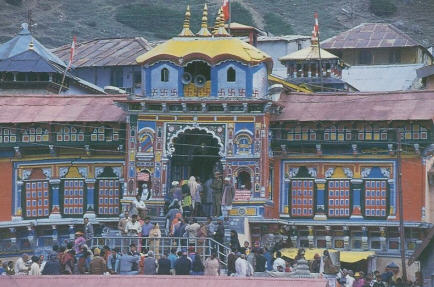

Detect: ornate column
290,226,298,248
51,225,58,244
362,226,369,250
85,178,96,219
314,179,327,220
27,225,35,248
350,178,363,219
49,179,61,219
388,179,396,219
282,178,290,216
9,228,16,245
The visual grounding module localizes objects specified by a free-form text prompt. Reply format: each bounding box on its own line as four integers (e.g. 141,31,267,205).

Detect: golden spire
197,4,211,37
214,7,230,37
179,5,195,37
213,8,222,35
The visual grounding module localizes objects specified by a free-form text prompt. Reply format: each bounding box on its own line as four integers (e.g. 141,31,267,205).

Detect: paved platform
0,275,327,287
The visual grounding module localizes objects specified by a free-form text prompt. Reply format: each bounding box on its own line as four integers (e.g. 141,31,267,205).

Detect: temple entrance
169,128,221,183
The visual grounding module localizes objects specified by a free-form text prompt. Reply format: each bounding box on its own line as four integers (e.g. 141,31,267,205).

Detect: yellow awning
279,248,375,263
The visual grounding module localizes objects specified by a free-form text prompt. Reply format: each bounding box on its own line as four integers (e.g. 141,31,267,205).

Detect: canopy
279,248,375,263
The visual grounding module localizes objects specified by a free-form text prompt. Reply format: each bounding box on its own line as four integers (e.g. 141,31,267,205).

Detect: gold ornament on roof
213,8,222,35
197,4,211,37
214,8,230,37
179,5,194,37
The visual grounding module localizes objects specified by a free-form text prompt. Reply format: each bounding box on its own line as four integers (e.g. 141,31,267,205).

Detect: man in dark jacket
142,251,157,275
41,254,61,275
255,248,266,272
214,219,225,245
174,251,191,275
227,249,237,276
157,253,171,275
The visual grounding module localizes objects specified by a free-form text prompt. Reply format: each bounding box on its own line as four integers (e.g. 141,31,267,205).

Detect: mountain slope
0,0,433,48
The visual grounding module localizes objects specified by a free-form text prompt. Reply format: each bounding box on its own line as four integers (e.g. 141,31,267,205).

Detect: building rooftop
0,95,125,123
279,44,338,61
321,23,421,50
52,37,152,67
274,90,434,122
258,35,310,43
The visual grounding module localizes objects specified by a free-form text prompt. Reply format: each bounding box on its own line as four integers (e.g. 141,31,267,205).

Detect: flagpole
228,0,231,34
315,12,324,92
58,65,69,95
58,36,76,95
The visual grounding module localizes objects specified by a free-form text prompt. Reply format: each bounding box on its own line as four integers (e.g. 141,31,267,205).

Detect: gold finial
214,7,230,37
213,8,222,35
197,4,211,37
179,5,195,37
28,39,34,49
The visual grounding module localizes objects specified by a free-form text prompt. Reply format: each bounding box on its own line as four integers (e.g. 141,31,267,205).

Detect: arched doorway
169,128,221,183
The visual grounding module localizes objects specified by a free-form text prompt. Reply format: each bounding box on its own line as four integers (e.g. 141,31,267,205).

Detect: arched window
227,67,236,82
237,170,252,191
161,68,169,82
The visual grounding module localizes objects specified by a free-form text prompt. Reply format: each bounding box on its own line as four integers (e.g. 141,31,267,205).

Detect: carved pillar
362,226,369,250
283,178,290,215
85,179,96,219
51,225,58,244
314,179,327,220
325,226,332,249
49,179,61,219
350,178,363,219
9,228,16,245
27,225,35,247
388,179,396,219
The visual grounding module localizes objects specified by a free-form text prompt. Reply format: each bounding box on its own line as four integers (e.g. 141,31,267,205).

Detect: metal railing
90,236,231,266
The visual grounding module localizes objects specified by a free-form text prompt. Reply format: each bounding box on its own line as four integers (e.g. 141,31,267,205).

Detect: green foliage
230,2,255,27
369,0,397,17
5,0,22,6
264,12,293,35
116,4,186,39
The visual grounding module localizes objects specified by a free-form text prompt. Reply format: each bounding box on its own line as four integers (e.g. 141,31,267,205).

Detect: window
359,50,373,65
324,126,351,141
22,127,49,143
227,67,236,82
0,128,17,143
91,127,105,142
389,49,401,64
57,126,84,142
25,180,49,218
327,180,350,218
133,71,142,88
290,179,314,217
63,179,84,215
358,126,388,141
97,179,120,216
364,180,387,217
235,135,252,154
110,68,123,87
161,68,169,82
236,171,252,191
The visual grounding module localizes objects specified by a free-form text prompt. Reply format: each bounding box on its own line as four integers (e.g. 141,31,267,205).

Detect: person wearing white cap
221,177,235,217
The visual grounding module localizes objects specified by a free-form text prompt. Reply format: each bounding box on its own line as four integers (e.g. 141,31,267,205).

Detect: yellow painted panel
246,208,257,216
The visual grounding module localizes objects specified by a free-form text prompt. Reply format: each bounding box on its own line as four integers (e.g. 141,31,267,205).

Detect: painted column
9,228,16,245
282,178,290,216
68,225,75,241
314,179,327,220
27,225,35,248
343,226,350,250
14,181,23,220
362,226,369,250
380,227,387,251
51,225,58,245
290,226,298,247
350,179,363,219
308,226,314,248
325,226,332,249
49,179,61,219
388,179,396,219
85,178,96,219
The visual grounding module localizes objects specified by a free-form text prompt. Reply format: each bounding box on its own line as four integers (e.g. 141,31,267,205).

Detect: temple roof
279,45,338,62
136,37,273,70
274,90,434,122
0,95,125,123
0,23,66,67
321,23,422,50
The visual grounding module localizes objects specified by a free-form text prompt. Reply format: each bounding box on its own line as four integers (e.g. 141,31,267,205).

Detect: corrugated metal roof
52,37,152,67
258,35,310,43
0,275,327,287
0,95,125,123
274,90,434,122
279,45,338,61
321,23,421,50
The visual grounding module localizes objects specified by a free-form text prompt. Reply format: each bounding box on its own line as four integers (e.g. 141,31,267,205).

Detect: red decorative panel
290,180,314,217
98,179,120,215
328,180,350,217
364,180,387,217
25,181,49,218
63,180,84,215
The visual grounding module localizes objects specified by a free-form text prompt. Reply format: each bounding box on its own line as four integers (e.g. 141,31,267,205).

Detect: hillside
1,0,434,48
